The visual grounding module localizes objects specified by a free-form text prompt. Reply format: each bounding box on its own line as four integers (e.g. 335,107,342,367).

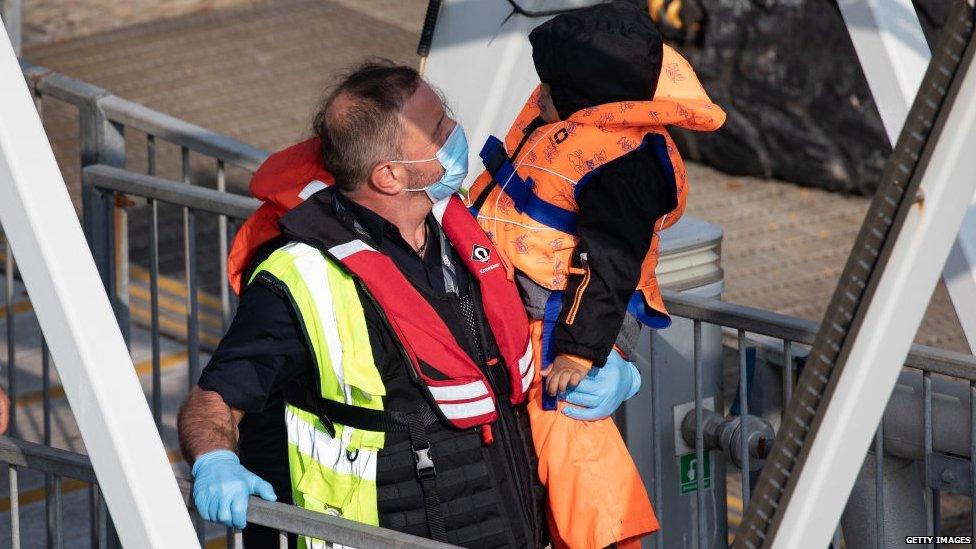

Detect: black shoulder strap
283,383,439,436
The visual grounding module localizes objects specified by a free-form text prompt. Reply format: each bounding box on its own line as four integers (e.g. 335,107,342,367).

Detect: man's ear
368,161,404,196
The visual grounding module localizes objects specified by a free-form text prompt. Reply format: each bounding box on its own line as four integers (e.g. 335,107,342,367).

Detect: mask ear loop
390,156,439,165
391,124,466,194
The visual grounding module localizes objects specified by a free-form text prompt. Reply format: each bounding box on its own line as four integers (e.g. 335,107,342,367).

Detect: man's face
395,81,457,190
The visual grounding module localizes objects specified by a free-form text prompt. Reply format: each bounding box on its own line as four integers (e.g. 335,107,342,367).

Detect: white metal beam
0,26,198,548
838,0,976,353
0,0,21,56
769,36,976,548
837,0,930,145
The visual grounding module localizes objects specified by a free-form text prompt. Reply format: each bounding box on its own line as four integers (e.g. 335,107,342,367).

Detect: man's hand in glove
561,349,641,421
191,449,277,529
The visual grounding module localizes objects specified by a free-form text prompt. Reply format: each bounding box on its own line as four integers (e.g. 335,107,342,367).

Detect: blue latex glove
191,449,277,529
561,349,641,421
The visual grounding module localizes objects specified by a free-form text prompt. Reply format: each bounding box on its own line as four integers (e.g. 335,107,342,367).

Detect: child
467,2,726,547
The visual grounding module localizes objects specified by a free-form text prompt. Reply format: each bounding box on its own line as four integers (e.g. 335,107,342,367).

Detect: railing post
79,95,130,345
624,293,728,547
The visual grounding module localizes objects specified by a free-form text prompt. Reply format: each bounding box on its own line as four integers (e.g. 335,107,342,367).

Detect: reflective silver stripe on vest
286,407,378,481
329,240,376,261
427,380,489,401
298,180,328,200
439,397,496,420
286,243,352,404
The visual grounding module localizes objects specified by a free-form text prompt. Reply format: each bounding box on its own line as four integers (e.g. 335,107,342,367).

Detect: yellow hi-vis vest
250,241,387,549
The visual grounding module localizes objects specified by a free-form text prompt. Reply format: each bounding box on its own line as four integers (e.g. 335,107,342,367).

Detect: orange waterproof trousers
527,320,659,549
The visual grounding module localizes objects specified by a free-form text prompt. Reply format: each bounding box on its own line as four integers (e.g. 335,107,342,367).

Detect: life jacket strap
477,136,580,235
406,410,448,542
284,384,439,435
540,290,564,411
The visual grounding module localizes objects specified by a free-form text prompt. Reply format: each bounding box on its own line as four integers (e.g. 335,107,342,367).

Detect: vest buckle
413,443,436,479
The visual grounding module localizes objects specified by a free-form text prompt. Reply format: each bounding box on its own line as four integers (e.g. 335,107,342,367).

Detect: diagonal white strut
769,19,976,547
838,0,976,353
0,26,198,548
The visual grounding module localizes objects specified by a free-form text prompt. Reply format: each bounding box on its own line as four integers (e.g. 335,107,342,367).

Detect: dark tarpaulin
661,0,950,195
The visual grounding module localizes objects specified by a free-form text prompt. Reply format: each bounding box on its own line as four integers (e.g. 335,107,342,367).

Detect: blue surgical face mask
390,123,469,202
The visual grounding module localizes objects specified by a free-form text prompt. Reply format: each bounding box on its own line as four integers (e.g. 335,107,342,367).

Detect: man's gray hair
313,59,421,192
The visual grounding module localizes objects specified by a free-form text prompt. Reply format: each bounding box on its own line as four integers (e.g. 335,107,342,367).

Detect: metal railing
0,436,451,549
3,61,975,547
662,289,976,546
83,163,976,548
4,61,265,547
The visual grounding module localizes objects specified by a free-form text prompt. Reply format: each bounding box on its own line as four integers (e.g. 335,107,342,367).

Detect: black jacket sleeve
552,145,677,364
197,281,312,413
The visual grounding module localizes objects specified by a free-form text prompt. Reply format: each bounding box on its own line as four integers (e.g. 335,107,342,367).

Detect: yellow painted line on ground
129,283,224,330
0,449,185,513
205,536,228,549
728,495,743,512
130,265,224,310
0,301,32,320
2,245,223,311
0,477,89,513
15,351,189,409
130,306,221,348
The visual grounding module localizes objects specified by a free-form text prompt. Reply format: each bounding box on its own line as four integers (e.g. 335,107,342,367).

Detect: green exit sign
679,452,712,494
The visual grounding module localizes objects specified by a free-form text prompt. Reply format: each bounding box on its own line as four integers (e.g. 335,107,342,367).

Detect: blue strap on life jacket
478,136,580,235
540,290,564,411
541,290,667,411
478,134,674,332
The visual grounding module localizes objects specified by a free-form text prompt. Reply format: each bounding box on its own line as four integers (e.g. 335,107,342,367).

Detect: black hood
529,1,664,120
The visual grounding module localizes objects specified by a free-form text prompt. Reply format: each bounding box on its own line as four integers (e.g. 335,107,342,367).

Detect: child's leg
527,321,659,549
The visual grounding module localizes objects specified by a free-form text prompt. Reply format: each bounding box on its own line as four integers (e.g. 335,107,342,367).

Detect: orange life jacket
468,45,725,328
228,138,332,295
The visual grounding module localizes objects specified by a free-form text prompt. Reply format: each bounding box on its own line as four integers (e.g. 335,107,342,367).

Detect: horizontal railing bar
668,290,976,380
0,436,453,548
174,478,456,548
19,61,267,171
27,66,110,108
83,165,260,219
99,95,267,172
663,290,818,343
0,437,97,483
903,344,976,381
18,59,51,88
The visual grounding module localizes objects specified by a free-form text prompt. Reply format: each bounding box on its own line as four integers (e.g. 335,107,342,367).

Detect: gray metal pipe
881,370,971,460
680,410,775,471
841,454,927,549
